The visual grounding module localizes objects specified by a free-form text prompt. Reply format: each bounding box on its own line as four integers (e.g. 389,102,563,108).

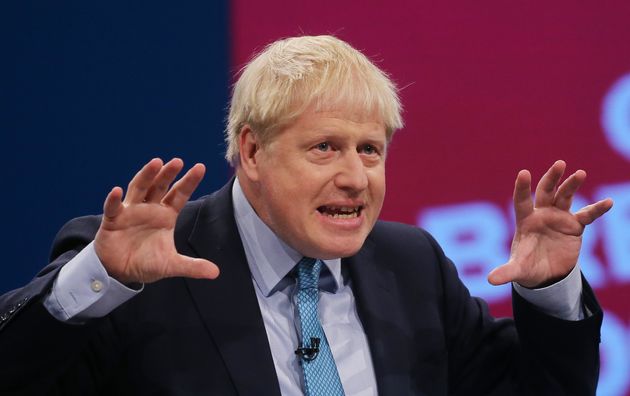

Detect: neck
235,168,263,218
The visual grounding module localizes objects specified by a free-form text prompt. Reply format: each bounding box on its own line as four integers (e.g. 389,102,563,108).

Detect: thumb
487,262,520,286
171,255,220,280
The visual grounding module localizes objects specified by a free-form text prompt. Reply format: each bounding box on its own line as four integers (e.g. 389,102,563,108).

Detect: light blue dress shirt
44,178,585,395
231,179,378,395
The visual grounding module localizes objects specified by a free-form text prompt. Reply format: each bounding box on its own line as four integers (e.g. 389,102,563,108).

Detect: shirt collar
232,178,343,297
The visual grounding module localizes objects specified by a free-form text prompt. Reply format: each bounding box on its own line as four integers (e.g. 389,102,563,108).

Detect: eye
315,142,330,152
360,144,379,155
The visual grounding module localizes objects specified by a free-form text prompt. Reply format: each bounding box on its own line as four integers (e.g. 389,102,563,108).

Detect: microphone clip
295,337,320,361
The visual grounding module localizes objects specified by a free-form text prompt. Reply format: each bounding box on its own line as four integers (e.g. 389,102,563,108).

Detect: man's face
244,106,387,259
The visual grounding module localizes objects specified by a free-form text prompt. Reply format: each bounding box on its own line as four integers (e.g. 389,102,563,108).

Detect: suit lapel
183,182,282,396
179,182,415,395
346,236,414,395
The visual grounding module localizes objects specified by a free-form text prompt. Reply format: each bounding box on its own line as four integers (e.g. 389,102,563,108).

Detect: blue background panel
1,1,230,292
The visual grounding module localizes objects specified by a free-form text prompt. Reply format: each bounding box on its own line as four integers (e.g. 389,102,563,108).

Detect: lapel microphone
295,337,320,361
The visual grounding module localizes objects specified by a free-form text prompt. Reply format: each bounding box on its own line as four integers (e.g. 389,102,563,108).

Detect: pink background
232,2,630,394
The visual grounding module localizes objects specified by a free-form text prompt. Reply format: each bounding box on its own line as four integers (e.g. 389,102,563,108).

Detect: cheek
261,172,310,218
369,169,386,195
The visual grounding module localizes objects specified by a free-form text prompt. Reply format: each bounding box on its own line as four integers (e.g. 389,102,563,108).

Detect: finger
144,158,185,203
168,255,220,280
162,163,206,212
534,160,566,208
125,158,164,203
575,198,613,226
103,187,124,219
487,262,521,286
513,170,533,222
552,170,586,211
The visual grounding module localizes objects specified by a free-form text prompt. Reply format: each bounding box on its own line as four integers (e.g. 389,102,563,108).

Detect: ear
238,125,261,182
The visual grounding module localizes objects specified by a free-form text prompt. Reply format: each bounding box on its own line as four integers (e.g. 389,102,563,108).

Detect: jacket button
0,314,8,322
8,306,16,314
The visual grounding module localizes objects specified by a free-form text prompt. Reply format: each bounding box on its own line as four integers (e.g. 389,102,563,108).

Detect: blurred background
3,1,630,394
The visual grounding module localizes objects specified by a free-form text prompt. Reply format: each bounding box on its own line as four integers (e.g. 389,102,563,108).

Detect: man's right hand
94,158,220,284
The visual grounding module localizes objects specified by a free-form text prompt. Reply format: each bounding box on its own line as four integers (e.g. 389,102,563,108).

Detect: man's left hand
488,160,613,288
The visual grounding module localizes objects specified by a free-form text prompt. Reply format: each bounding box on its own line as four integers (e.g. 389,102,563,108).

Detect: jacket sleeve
425,229,603,396
0,215,112,395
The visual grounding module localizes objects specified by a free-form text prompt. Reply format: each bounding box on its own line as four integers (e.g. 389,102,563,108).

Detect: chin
310,237,366,259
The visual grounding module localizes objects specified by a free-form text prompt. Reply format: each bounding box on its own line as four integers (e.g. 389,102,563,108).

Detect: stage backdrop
4,2,630,395
231,2,630,395
2,1,231,288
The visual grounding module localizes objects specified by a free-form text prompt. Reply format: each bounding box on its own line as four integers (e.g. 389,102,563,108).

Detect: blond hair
225,35,403,165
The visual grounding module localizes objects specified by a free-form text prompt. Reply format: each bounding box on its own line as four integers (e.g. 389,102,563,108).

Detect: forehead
309,91,384,122
286,105,386,136
297,97,385,125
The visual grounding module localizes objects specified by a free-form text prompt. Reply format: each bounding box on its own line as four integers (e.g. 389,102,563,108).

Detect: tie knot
296,257,322,290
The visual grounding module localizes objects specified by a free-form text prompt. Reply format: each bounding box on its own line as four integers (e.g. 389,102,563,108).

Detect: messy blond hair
225,35,403,166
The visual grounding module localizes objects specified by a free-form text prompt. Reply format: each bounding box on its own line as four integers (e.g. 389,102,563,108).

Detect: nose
334,151,368,192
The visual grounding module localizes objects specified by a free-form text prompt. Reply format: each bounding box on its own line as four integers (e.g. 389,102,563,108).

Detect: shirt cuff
43,242,143,322
513,263,584,321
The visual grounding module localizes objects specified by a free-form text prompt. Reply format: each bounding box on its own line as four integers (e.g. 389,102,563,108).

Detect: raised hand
487,160,613,288
94,158,220,284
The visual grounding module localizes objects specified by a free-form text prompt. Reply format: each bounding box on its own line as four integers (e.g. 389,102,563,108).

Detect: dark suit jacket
0,181,603,395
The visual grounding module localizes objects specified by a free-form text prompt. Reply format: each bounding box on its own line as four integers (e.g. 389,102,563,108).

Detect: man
0,35,613,395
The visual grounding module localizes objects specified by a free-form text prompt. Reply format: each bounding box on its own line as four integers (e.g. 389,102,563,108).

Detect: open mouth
317,205,363,219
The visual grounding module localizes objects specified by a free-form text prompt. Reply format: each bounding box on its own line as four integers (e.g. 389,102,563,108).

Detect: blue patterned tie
295,257,345,396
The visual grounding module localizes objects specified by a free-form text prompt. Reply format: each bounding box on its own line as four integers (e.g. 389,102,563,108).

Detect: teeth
321,205,361,218
328,206,358,212
331,212,358,219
